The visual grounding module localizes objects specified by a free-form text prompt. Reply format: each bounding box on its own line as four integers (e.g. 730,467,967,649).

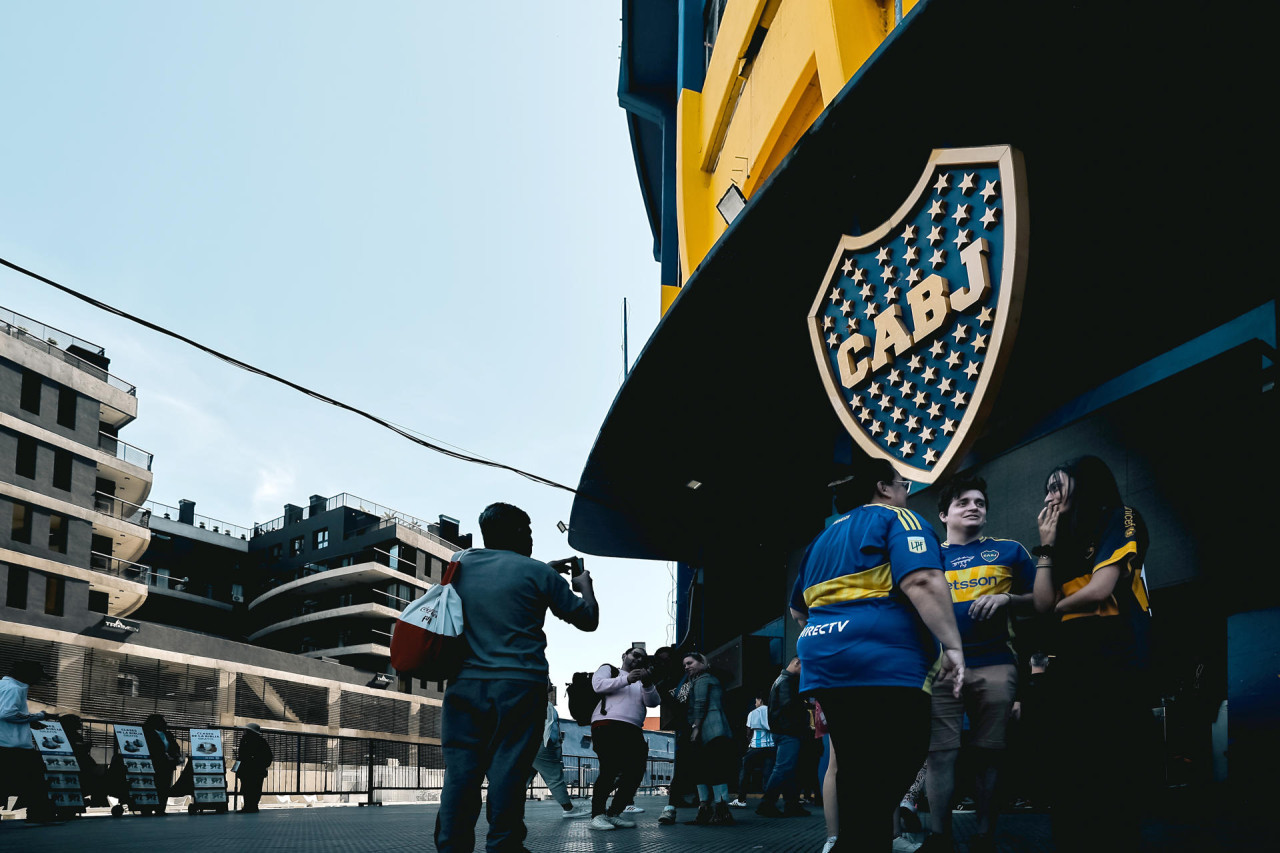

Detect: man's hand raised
939,649,966,698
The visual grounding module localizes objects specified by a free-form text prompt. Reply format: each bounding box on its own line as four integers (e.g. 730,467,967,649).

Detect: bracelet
1031,545,1055,558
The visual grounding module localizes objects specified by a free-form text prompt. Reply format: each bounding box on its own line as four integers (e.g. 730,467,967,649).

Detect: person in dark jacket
235,723,273,813
756,658,809,817
141,714,182,814
683,652,736,826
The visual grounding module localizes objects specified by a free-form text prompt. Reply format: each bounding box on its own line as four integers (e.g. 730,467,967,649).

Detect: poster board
187,729,227,808
114,724,159,809
31,721,84,812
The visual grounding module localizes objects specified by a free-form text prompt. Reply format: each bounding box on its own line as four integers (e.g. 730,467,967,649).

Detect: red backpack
390,560,466,680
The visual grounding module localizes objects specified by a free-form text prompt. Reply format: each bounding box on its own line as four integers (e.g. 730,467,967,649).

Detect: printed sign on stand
187,729,228,812
114,725,150,756
32,721,84,814
114,724,159,811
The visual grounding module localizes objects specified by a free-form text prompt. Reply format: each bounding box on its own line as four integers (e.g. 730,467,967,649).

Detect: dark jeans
815,686,931,853
667,730,693,807
761,733,802,807
240,773,265,810
590,722,649,817
435,679,545,853
1049,656,1155,852
737,746,777,799
0,746,53,820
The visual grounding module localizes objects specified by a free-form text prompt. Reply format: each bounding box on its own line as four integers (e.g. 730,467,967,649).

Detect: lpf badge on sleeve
907,536,928,554
807,147,1028,484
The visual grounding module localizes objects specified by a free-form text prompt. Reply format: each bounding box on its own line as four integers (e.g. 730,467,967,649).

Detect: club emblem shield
808,146,1028,484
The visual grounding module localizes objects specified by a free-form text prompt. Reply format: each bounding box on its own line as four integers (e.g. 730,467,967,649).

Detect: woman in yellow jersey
789,456,964,853
1033,455,1154,853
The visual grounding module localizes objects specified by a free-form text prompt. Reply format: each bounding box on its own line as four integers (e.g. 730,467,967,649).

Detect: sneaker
588,814,616,831
710,801,735,826
658,806,677,826
821,836,839,853
622,804,645,814
782,803,812,817
755,801,784,818
898,798,922,834
606,814,637,828
728,798,748,808
560,805,590,819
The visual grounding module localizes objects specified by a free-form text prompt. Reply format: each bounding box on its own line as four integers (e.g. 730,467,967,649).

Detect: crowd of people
6,457,1152,852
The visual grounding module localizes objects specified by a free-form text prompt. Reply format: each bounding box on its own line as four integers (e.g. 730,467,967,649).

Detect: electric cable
0,255,582,496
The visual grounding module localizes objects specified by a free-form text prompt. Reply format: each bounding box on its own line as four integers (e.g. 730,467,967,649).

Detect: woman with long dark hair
1033,455,1153,851
680,652,737,826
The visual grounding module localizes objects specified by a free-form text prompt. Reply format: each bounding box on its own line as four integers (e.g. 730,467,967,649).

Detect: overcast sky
0,1,672,710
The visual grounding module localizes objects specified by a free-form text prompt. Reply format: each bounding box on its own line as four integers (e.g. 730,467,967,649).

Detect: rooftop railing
252,493,453,545
344,516,460,554
1,308,136,395
92,491,151,527
146,499,250,539
98,431,154,471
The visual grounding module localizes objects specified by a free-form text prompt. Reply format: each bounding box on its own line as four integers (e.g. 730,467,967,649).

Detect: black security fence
71,720,674,807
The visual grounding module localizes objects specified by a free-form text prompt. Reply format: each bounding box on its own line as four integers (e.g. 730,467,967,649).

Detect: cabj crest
807,146,1028,484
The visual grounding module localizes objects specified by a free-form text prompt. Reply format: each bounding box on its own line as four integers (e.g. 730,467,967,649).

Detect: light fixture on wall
716,183,747,225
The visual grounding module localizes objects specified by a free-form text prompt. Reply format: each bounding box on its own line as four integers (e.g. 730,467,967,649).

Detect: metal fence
75,720,673,808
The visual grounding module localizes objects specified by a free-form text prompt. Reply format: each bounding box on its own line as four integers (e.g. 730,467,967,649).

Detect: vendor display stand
32,721,85,817
113,724,160,815
187,729,228,814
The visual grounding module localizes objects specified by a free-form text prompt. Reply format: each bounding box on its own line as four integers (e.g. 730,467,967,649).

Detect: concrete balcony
90,491,152,564
0,546,149,617
0,414,155,507
249,560,426,611
246,601,401,643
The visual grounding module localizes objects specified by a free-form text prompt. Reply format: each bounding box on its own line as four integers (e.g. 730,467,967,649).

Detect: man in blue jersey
790,457,964,853
921,475,1035,853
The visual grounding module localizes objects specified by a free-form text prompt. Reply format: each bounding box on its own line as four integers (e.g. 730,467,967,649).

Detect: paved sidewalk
0,793,1253,852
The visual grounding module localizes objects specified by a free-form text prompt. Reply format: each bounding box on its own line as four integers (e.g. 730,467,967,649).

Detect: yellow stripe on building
804,562,893,607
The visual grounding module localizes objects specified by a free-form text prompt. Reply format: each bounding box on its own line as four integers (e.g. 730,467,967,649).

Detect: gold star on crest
913,389,930,407
849,394,864,409
868,382,883,396
977,307,994,326
928,225,945,245
939,376,954,394
865,302,880,318
903,245,920,264
823,315,834,331
928,340,947,358
942,418,958,435
884,431,901,447
951,204,971,225
980,207,999,229
841,258,853,274
919,426,936,443
857,407,873,423
908,355,923,370
829,287,843,304
906,268,923,284
951,324,969,343
859,282,875,299
971,333,988,352
847,318,859,334
900,381,915,397
963,361,981,380
921,366,938,384
901,224,918,243
900,441,915,458
891,407,906,423
869,420,884,436
840,299,854,316
889,368,903,384
876,246,892,264
885,285,901,303
880,265,897,283
826,332,840,348
927,402,944,419
928,199,947,220
953,229,973,249
952,390,969,409
906,415,921,431
878,394,894,410
924,448,939,465
930,249,947,269
946,350,964,369
980,180,999,203
850,266,867,283
959,173,977,194
933,173,951,193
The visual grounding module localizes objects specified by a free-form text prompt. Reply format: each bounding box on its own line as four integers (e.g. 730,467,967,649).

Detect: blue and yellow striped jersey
940,537,1035,668
790,503,943,693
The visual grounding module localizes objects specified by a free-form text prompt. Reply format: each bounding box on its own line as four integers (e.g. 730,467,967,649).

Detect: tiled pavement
1,793,1255,851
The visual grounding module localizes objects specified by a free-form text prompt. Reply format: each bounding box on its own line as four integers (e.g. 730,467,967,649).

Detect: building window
269,544,283,560
6,566,29,609
231,583,245,603
56,386,77,429
289,536,304,556
15,435,37,479
11,504,32,544
337,592,354,607
313,528,329,549
20,369,41,414
44,575,65,616
49,514,68,554
88,589,108,613
52,449,73,491
149,567,170,589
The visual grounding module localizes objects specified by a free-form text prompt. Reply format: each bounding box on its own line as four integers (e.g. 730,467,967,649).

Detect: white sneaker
589,815,616,831
622,804,645,814
822,836,839,853
728,798,748,808
605,814,637,828
560,805,590,819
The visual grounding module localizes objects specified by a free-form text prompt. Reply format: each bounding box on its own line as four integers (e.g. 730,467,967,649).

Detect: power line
0,255,582,497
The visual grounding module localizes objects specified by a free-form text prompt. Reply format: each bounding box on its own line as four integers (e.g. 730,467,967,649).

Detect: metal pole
296,733,302,795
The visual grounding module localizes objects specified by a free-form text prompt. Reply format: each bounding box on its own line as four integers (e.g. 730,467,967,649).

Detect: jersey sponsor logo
949,554,976,569
798,620,852,638
981,549,999,562
807,146,1028,485
950,575,999,590
908,536,927,553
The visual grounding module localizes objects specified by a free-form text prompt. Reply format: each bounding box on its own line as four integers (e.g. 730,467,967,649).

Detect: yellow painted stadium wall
666,0,919,315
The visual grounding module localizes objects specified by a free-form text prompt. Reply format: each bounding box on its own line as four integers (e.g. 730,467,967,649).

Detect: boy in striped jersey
921,476,1035,853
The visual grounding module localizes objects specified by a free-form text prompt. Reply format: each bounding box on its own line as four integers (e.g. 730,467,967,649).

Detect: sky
0,2,673,711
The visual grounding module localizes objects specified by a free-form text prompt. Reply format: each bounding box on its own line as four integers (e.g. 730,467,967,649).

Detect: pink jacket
590,664,660,727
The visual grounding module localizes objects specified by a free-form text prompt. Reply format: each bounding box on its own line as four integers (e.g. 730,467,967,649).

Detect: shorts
930,662,1017,751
